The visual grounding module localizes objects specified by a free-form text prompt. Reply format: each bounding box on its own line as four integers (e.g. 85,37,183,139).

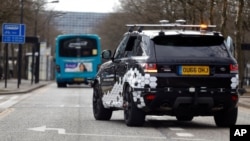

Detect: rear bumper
133,87,239,116
56,77,94,84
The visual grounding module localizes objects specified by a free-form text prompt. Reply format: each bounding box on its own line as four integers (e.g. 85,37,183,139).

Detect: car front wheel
92,83,112,120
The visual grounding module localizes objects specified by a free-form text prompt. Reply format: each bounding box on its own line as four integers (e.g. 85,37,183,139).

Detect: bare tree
220,0,228,35
235,0,245,87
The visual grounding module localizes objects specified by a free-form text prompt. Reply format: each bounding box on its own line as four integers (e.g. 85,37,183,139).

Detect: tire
124,86,145,127
92,83,112,120
214,107,238,127
57,83,67,88
176,115,194,121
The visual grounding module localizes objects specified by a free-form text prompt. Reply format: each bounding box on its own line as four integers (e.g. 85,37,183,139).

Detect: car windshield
152,35,229,58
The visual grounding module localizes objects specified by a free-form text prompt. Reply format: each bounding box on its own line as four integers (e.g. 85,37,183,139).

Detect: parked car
92,20,240,127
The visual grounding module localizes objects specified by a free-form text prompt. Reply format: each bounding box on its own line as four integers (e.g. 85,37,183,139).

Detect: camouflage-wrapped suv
92,21,240,127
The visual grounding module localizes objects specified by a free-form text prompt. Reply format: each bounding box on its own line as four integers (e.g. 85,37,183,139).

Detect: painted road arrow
28,125,66,134
28,125,166,140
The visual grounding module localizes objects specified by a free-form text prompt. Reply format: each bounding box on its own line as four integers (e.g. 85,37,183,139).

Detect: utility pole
18,0,24,88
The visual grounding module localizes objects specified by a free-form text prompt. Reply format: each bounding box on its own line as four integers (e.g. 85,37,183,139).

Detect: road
0,82,250,141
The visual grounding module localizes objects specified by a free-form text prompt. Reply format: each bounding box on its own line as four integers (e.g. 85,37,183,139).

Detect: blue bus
55,34,101,87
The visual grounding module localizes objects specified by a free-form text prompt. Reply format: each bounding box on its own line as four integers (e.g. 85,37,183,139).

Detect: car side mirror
102,50,112,59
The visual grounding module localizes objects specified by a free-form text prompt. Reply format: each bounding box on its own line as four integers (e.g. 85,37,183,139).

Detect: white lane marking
28,125,167,140
60,105,65,107
176,133,194,137
171,138,207,141
0,96,5,100
0,96,19,106
46,105,91,108
28,125,65,134
10,96,18,100
169,127,184,131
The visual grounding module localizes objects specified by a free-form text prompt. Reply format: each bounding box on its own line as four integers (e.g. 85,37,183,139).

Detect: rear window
152,35,229,58
59,37,97,57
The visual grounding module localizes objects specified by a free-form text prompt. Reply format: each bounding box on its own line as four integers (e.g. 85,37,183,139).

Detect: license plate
179,66,209,75
74,78,84,82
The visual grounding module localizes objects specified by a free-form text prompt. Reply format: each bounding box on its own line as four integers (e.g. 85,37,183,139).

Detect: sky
47,0,120,13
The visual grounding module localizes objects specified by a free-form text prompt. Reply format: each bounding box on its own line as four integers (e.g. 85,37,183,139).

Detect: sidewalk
239,86,250,108
0,79,250,108
0,79,50,94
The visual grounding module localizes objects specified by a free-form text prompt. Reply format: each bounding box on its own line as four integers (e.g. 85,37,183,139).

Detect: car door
100,35,129,101
100,34,139,108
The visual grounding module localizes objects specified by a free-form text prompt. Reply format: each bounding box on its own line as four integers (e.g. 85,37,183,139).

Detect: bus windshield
59,37,98,57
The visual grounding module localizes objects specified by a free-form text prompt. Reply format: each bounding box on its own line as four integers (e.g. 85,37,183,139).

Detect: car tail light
144,63,158,73
145,94,155,101
231,95,238,102
230,64,238,73
56,65,61,73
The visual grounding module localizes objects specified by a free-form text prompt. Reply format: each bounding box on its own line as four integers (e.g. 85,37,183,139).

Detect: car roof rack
126,20,216,33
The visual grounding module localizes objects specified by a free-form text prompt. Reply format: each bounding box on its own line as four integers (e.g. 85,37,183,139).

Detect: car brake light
145,94,155,101
230,64,238,73
144,63,158,73
231,95,238,102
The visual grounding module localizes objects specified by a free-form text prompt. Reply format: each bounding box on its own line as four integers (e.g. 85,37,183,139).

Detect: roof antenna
137,26,144,32
128,25,135,32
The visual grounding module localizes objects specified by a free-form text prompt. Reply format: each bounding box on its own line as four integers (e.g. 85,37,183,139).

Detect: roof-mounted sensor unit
175,19,186,24
159,20,169,24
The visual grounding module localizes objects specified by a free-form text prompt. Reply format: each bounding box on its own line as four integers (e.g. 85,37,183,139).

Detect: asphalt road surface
0,83,250,141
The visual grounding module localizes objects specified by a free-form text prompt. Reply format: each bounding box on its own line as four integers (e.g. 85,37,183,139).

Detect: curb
238,103,250,109
0,83,48,95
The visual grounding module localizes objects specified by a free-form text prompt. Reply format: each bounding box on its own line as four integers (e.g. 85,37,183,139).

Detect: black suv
92,21,240,127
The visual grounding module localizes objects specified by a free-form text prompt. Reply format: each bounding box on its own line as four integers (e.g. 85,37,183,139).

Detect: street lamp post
18,0,24,88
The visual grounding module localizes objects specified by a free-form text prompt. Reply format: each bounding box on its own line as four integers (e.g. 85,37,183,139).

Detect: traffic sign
2,23,26,44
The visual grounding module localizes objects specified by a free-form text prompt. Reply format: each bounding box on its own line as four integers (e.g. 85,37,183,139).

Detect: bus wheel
93,83,112,120
57,83,67,88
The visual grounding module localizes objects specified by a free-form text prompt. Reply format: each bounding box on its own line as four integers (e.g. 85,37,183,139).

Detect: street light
18,0,24,88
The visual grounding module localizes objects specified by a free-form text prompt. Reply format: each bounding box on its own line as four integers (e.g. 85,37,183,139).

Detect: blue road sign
2,23,26,44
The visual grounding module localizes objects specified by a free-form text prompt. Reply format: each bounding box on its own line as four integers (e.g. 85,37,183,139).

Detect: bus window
59,37,98,57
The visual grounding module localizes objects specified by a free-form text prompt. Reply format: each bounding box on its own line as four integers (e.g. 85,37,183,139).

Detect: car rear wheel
124,86,145,127
92,83,112,120
176,115,194,121
214,107,238,127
